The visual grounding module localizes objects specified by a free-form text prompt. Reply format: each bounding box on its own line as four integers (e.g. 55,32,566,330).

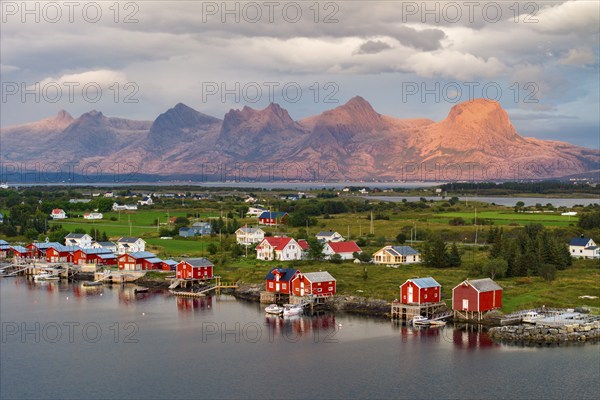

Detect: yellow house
372,245,420,265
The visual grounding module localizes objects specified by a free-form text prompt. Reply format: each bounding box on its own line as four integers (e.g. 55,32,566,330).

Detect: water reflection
263,313,337,340
176,296,214,313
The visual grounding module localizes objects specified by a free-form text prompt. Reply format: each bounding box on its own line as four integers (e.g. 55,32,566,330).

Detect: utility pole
370,211,374,235
157,217,160,233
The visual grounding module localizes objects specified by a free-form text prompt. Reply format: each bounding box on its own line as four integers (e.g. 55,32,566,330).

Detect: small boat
265,304,284,315
411,315,430,326
282,304,303,317
522,311,542,324
34,271,59,281
134,287,149,294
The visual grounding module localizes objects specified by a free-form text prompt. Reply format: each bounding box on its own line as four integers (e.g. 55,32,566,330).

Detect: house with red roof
322,241,362,260
255,236,302,261
50,208,66,219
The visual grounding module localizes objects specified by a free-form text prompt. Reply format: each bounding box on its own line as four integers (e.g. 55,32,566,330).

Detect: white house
569,237,600,259
83,212,103,220
322,241,362,260
256,237,302,261
91,241,117,253
246,206,267,217
51,208,66,219
316,230,345,243
235,227,265,246
373,245,421,264
116,237,146,254
64,233,93,248
138,196,153,206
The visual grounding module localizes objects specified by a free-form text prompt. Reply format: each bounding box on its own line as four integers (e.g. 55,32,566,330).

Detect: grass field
431,210,579,227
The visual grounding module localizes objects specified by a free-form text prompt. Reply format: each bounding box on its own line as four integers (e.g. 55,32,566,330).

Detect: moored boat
33,271,59,281
522,311,542,324
282,304,303,317
429,320,447,327
265,304,284,315
411,315,430,326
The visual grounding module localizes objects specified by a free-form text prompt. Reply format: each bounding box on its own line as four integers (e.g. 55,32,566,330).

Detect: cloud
357,40,392,54
0,64,20,73
559,48,596,66
405,51,506,80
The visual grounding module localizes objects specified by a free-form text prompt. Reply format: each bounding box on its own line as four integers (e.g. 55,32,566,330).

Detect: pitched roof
302,271,336,283
297,239,310,250
327,241,361,253
118,237,142,243
80,248,113,255
192,222,211,227
467,278,502,292
259,211,287,219
126,251,156,259
31,242,62,250
144,257,163,263
49,244,80,252
94,241,115,247
97,253,117,260
265,268,298,281
51,208,65,214
570,237,592,246
65,233,88,239
237,227,263,234
259,237,294,251
387,246,419,256
11,245,30,253
316,231,339,237
0,239,9,245
162,259,178,266
405,277,440,289
180,257,214,267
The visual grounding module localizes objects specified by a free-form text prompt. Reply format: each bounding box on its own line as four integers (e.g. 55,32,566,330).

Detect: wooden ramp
3,266,28,276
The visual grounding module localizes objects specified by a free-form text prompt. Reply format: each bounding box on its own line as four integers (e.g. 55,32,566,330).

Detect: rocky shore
488,323,600,344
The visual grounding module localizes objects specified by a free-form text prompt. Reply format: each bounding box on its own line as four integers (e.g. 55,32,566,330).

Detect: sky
0,0,598,148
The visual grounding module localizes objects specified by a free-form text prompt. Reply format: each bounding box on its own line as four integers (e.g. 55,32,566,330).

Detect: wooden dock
391,301,448,321
170,277,238,297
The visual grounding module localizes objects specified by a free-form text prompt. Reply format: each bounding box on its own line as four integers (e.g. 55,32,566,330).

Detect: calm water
1,277,599,400
366,195,600,207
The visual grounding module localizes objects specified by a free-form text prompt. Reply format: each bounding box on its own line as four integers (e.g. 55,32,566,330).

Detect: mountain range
1,97,598,181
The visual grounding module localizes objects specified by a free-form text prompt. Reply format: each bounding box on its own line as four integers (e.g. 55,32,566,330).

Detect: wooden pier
391,301,448,321
93,270,145,284
170,276,238,297
260,291,289,304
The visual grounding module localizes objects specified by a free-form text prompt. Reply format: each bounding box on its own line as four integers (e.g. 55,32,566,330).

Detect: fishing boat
33,271,59,282
265,304,284,315
282,304,303,317
411,315,430,326
522,311,542,324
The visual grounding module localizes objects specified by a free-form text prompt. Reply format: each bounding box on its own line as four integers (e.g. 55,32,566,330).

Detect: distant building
235,227,265,246
258,211,288,226
246,206,267,217
399,277,441,305
112,203,138,211
179,227,196,237
118,251,156,271
265,268,299,295
116,237,146,254
291,271,336,298
65,233,93,248
91,241,117,253
138,196,153,206
191,222,212,236
322,241,362,260
372,245,420,265
452,278,502,320
256,237,302,261
176,258,214,280
315,230,344,243
51,208,66,219
569,237,600,259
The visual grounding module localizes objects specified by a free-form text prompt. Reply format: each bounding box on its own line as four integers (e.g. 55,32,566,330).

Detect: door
462,299,469,310
407,286,413,303
276,283,280,292
300,281,305,296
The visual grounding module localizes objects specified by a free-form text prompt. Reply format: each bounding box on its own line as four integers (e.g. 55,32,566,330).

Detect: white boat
411,315,430,326
522,311,542,324
265,304,284,315
33,271,59,281
282,304,303,317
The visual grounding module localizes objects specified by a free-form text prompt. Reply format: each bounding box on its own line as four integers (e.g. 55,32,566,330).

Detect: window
318,288,322,292
269,282,273,288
